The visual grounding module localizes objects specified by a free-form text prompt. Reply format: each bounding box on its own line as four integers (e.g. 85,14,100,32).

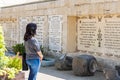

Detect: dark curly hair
24,23,37,41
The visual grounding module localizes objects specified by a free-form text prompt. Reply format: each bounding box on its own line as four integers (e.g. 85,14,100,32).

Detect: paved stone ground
25,67,106,80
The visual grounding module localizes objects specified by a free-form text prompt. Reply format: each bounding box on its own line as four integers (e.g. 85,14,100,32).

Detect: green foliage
7,55,22,79
2,67,19,80
0,26,6,57
0,55,22,80
8,56,22,71
0,56,9,69
0,26,8,69
0,69,6,76
0,26,21,80
12,43,25,55
0,56,22,79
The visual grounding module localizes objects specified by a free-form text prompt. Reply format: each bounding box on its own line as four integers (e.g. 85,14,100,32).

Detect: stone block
54,0,66,8
55,54,73,70
71,0,90,6
37,0,61,9
79,4,90,15
72,55,97,76
116,1,120,13
103,68,120,80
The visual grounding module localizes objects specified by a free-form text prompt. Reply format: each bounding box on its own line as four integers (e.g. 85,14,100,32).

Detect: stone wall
0,0,69,54
73,0,120,68
0,0,120,68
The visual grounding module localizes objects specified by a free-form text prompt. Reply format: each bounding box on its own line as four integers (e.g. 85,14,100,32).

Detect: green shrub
0,55,22,80
0,26,7,69
0,26,21,80
12,43,25,55
0,56,9,69
8,56,22,71
2,67,19,79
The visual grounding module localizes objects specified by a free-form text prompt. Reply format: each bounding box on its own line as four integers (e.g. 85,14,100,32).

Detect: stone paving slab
25,67,106,80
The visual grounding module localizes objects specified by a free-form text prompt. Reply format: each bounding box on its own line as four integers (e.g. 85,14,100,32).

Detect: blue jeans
26,59,41,80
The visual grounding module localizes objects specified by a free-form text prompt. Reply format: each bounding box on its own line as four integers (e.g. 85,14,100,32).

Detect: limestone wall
0,0,120,67
0,0,69,54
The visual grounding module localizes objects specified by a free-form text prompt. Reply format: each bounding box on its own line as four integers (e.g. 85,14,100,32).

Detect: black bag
22,52,28,70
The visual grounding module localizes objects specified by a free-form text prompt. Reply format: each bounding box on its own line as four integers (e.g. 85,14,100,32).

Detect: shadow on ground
35,67,106,80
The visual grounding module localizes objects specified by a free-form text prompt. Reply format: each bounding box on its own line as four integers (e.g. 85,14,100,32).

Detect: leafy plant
8,56,22,71
2,67,19,79
12,43,25,55
0,25,21,80
0,26,6,57
0,56,9,69
0,55,22,80
0,26,7,69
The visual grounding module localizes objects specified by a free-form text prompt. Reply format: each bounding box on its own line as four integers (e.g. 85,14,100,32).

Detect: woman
24,23,43,80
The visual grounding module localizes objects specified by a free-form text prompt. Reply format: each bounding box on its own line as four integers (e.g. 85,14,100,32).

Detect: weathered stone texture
0,0,120,67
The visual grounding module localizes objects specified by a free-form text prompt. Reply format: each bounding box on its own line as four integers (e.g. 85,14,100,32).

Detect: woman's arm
31,38,43,61
37,51,43,61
